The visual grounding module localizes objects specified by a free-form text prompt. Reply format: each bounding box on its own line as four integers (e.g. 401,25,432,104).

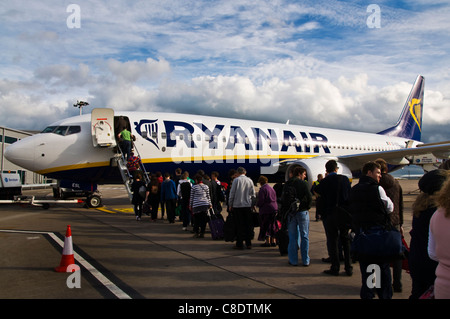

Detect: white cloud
0,89,69,129
154,73,415,134
0,0,449,144
106,58,171,83
34,63,91,87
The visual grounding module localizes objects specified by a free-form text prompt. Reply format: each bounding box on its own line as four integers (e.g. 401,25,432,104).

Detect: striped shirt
189,183,211,209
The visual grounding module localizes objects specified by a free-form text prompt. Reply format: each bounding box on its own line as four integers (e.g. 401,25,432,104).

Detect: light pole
73,100,89,115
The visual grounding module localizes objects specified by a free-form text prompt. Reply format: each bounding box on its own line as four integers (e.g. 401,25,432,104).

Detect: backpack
280,181,300,217
217,184,226,202
139,185,147,199
179,181,191,203
150,185,158,194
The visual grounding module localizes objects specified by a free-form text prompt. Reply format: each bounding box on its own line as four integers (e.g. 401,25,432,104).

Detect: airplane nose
4,139,36,171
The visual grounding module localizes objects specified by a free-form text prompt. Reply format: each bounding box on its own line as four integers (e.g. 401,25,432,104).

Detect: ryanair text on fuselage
134,119,330,161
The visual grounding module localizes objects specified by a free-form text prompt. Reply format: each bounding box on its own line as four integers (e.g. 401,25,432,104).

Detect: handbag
251,211,261,227
401,237,410,272
351,189,405,263
390,237,410,273
419,285,435,299
224,212,237,242
268,213,282,237
351,225,404,263
143,202,151,216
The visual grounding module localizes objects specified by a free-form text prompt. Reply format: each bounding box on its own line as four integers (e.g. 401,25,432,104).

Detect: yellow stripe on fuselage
140,154,312,164
36,161,111,175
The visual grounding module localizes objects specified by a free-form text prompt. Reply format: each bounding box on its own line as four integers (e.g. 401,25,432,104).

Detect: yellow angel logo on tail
409,98,422,132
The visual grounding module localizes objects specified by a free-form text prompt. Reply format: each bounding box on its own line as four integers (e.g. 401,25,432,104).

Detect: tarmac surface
0,179,422,305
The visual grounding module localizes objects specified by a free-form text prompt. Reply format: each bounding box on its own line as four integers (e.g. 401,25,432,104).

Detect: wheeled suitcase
207,209,225,240
277,224,289,256
276,213,289,256
224,212,237,242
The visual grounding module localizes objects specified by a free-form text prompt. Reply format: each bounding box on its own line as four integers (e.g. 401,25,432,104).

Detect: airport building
1,126,47,185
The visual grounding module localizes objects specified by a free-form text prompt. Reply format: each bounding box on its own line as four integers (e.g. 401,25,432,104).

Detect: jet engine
284,158,353,188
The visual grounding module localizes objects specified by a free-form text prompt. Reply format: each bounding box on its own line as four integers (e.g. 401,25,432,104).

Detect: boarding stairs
115,145,150,203
90,107,150,203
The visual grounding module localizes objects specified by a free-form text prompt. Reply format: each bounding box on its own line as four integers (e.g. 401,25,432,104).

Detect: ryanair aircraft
4,75,450,205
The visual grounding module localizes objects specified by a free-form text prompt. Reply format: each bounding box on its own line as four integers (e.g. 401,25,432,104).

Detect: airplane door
91,108,116,148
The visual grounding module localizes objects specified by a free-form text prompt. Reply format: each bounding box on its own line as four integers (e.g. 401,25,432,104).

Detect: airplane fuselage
7,75,448,189
5,111,415,185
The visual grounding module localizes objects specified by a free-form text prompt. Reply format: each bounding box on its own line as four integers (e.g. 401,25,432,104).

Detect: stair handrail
132,143,151,185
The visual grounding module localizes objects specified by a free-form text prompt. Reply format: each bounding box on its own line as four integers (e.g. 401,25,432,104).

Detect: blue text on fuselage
136,119,330,154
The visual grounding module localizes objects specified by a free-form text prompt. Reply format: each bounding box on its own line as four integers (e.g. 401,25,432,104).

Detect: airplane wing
337,141,450,171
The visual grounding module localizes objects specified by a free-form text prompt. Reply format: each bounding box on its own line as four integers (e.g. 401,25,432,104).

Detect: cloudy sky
1,0,449,143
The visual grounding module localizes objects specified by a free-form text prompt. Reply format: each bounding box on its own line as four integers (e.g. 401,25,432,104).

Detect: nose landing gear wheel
87,194,102,208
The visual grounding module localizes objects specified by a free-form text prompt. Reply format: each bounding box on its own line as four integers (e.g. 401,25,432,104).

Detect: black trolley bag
207,208,225,240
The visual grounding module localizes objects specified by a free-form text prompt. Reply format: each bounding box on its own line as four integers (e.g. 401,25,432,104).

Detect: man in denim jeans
286,166,312,266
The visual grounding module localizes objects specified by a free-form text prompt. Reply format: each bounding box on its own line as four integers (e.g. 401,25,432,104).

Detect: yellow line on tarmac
94,207,134,214
95,207,117,214
116,208,134,213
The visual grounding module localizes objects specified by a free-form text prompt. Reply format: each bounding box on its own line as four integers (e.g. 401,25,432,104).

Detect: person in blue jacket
161,172,177,223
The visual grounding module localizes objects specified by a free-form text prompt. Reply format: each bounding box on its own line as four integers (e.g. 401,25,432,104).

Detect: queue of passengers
128,158,450,300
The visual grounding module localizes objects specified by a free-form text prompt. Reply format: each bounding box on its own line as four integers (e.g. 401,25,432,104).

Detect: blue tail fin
378,75,424,141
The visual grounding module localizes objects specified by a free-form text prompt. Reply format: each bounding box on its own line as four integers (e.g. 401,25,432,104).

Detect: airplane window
54,126,69,136
41,126,57,133
66,126,81,135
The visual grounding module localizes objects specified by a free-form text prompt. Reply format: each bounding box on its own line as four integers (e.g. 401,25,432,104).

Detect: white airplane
4,75,450,206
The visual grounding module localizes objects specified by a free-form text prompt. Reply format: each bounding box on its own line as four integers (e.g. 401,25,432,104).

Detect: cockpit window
66,126,81,135
54,126,69,136
40,125,81,136
41,126,57,133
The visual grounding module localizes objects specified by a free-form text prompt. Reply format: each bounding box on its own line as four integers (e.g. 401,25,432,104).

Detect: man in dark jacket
315,160,352,276
350,161,394,299
375,158,404,292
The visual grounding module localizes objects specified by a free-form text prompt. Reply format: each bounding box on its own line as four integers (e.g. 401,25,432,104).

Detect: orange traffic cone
55,225,75,272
